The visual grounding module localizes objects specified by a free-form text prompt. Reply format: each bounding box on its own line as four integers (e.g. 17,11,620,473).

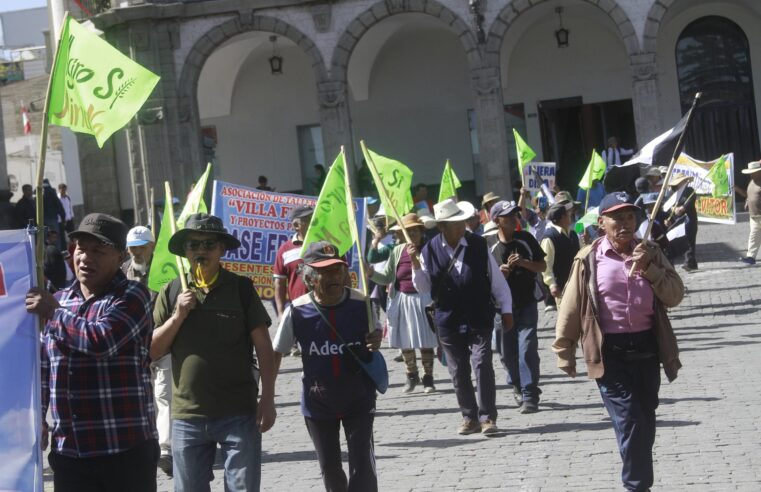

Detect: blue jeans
494,302,541,404
172,415,262,492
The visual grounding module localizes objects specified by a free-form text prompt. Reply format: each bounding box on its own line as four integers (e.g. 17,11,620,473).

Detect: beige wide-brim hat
481,191,501,207
434,199,476,222
742,160,761,175
389,213,426,231
668,173,694,188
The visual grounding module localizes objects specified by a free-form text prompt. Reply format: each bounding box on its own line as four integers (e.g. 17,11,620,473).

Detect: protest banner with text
673,153,736,225
522,162,556,194
0,230,43,492
211,181,367,300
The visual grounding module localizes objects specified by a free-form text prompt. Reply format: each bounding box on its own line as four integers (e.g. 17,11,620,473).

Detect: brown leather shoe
457,419,480,435
480,419,498,436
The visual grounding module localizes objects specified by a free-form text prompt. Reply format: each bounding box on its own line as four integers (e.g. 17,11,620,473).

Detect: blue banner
211,181,367,300
0,229,42,492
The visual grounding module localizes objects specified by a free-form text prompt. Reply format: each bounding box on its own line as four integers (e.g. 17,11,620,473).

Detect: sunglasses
184,239,219,251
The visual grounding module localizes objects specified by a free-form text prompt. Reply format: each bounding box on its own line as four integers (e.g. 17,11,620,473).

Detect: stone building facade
87,0,761,222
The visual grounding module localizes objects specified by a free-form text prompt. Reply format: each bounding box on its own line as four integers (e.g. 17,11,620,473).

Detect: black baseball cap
303,241,347,268
70,213,128,251
599,192,640,215
290,205,314,221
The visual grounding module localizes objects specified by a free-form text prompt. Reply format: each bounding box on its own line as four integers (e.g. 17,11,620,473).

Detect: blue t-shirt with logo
273,289,379,419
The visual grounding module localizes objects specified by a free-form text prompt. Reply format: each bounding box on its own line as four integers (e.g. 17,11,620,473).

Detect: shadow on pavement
680,340,761,352
695,241,743,261
380,438,479,448
660,397,721,404
685,284,761,294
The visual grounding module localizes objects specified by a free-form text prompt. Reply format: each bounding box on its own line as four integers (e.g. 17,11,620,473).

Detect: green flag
707,154,729,198
300,152,354,256
148,164,212,292
438,159,462,202
361,145,414,218
48,16,160,147
513,128,536,174
579,150,607,190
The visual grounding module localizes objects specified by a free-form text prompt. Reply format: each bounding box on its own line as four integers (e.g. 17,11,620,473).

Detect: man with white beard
123,226,174,477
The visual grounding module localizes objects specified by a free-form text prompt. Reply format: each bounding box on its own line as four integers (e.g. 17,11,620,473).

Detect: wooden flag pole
341,146,375,333
164,181,188,292
33,12,69,298
584,187,590,214
149,187,156,234
360,140,414,247
628,92,702,277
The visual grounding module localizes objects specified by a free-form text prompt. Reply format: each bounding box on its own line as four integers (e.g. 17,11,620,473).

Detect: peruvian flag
21,105,31,135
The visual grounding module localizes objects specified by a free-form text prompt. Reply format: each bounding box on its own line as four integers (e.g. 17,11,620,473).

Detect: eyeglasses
184,239,219,251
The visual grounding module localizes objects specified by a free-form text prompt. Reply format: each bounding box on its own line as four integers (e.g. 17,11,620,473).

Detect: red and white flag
21,105,31,135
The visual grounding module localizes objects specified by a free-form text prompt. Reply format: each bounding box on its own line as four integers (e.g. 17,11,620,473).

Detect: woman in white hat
370,213,438,393
740,160,761,265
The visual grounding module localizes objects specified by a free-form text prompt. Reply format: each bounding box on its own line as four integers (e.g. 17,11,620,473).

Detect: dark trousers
48,439,159,492
438,327,497,422
684,216,698,267
304,413,377,492
597,332,660,492
494,302,541,404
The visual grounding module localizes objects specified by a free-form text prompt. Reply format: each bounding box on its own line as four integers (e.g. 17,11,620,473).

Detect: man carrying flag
26,214,160,491
151,214,277,490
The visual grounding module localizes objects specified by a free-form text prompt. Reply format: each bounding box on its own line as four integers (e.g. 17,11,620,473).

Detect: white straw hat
433,199,476,222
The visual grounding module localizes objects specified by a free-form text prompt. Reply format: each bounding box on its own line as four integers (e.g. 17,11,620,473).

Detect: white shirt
58,194,74,221
603,146,634,168
411,236,513,314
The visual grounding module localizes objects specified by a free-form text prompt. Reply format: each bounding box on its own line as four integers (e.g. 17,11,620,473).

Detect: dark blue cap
599,192,640,215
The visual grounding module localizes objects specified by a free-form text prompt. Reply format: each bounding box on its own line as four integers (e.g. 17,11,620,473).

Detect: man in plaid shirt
26,213,159,491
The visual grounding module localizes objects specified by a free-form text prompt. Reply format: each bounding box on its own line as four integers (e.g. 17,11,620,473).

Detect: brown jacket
552,239,683,382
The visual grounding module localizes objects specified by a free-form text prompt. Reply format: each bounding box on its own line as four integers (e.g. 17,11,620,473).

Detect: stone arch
485,0,641,68
642,0,671,54
175,13,329,180
329,0,482,83
178,14,328,109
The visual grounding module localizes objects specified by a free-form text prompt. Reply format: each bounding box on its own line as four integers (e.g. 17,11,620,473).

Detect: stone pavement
44,216,761,491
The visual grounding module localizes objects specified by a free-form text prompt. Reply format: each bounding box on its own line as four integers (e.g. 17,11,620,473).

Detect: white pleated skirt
385,290,438,349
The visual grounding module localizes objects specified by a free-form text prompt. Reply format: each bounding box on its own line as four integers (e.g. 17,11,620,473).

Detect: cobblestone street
45,216,761,491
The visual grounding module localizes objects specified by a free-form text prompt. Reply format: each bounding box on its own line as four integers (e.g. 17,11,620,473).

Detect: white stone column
470,66,514,199
630,55,662,147
317,81,356,180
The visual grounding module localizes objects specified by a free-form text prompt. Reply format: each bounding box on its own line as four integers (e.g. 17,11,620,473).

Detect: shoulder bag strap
308,293,367,367
432,244,463,302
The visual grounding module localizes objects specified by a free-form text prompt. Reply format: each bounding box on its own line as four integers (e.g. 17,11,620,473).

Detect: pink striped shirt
595,237,655,334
